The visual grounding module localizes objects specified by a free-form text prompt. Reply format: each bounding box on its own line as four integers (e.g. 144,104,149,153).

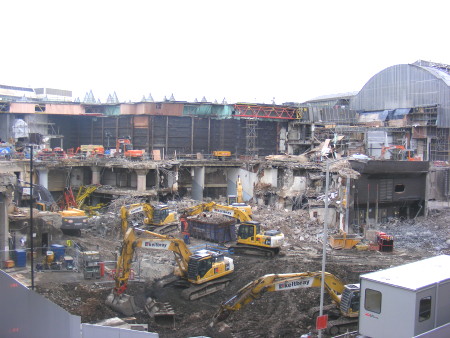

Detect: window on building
419,296,432,322
156,103,162,109
394,184,405,193
365,289,382,313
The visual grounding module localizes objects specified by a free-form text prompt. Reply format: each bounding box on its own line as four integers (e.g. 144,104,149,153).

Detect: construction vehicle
120,203,178,234
80,251,101,279
213,271,360,335
227,176,252,215
181,202,284,257
76,184,103,215
106,227,234,315
380,145,421,161
213,150,231,160
116,138,144,160
20,181,88,236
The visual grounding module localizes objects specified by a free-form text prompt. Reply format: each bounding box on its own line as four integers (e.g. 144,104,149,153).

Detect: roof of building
361,255,450,291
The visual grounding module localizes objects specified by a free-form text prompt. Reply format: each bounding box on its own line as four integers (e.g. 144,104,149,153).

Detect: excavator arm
181,201,252,222
214,271,346,322
107,227,194,315
120,203,154,234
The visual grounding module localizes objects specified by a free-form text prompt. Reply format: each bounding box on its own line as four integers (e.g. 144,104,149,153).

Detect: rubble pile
252,207,324,245
377,210,450,255
86,196,146,237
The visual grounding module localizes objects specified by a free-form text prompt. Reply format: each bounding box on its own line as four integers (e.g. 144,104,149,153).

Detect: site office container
359,255,450,338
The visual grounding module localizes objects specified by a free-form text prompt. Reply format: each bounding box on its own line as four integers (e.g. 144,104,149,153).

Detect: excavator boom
213,271,354,324
107,227,234,315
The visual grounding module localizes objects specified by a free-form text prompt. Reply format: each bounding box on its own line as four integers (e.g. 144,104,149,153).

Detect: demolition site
1,60,450,338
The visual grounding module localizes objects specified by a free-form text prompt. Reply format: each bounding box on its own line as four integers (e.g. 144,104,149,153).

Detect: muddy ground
33,206,450,338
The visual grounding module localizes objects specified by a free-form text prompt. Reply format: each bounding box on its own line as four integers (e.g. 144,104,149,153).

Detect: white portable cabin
359,255,450,338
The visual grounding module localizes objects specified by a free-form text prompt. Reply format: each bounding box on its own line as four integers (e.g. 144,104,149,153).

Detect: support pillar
91,166,101,185
167,167,179,193
0,193,9,263
37,168,49,189
191,167,205,201
136,169,149,192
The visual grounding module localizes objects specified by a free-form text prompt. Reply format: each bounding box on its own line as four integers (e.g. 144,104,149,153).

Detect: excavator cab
237,221,260,240
151,205,170,225
339,284,360,317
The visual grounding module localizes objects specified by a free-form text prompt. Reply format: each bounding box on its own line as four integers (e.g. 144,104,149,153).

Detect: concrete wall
260,167,277,187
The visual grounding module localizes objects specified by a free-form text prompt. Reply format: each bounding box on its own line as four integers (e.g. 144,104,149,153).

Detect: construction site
1,60,450,338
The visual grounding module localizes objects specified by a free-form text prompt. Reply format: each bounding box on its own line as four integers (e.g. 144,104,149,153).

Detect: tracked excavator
181,202,284,257
212,271,360,335
106,227,234,315
120,203,178,234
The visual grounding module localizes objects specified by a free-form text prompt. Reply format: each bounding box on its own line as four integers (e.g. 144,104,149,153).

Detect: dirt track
33,207,450,337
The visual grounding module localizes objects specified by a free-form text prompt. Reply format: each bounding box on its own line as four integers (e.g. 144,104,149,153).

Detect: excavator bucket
105,292,139,316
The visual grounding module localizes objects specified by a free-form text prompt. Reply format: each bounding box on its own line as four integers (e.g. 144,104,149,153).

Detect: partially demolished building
1,60,450,251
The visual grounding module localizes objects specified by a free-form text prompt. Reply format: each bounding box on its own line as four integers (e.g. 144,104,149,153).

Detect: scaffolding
245,119,258,157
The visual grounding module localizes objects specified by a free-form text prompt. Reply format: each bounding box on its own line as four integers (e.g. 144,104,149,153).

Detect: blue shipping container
14,249,27,267
50,244,65,261
188,219,236,243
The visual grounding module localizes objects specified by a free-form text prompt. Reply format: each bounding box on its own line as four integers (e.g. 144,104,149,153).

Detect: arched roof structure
350,61,450,127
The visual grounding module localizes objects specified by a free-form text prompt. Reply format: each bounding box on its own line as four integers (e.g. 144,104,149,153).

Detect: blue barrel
14,249,27,267
50,244,65,261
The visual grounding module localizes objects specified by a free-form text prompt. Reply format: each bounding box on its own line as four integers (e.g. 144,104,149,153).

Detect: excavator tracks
229,244,279,258
148,222,179,235
181,278,232,300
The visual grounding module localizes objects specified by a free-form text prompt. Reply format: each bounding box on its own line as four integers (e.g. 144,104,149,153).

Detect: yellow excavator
181,202,284,257
106,227,234,315
213,271,360,335
120,203,178,234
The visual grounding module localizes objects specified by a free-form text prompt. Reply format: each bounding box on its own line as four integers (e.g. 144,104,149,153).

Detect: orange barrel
99,262,105,277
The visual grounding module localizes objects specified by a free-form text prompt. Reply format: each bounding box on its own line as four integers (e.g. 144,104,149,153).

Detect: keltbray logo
275,278,313,290
129,206,144,214
142,241,170,249
212,208,233,217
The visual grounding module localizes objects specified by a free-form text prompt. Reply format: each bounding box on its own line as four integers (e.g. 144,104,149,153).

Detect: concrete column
0,193,9,262
37,168,49,189
135,169,149,192
91,166,101,185
191,167,205,201
168,167,179,192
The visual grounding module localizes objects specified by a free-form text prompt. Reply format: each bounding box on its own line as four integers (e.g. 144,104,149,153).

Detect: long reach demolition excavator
212,271,360,336
181,201,285,257
106,226,235,316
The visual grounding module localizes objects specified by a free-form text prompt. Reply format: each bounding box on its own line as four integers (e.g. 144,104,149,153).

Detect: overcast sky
2,0,448,104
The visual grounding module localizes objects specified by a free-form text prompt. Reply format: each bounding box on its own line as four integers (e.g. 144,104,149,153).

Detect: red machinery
116,139,144,159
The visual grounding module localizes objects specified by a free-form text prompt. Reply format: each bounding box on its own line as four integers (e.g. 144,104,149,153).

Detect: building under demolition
1,60,450,263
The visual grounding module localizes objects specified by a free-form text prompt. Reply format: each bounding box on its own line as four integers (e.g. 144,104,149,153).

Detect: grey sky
2,0,448,104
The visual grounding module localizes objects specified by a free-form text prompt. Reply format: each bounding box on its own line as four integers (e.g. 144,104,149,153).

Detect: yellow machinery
75,184,104,215
181,202,284,257
213,271,360,335
212,150,231,160
121,203,178,234
227,176,252,215
106,227,234,315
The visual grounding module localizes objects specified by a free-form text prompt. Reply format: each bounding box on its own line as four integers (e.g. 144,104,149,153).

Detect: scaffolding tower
245,119,258,157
